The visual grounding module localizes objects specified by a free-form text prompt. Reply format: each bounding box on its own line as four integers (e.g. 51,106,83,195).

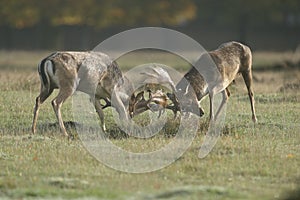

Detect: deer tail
38,53,57,93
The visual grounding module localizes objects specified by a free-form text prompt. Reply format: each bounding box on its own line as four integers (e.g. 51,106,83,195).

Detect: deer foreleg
94,99,106,132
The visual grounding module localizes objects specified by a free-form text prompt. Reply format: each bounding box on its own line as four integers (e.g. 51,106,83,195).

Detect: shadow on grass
32,116,248,140
140,185,246,200
282,186,300,200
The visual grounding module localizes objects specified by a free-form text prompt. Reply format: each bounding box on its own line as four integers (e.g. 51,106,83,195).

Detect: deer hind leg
32,86,54,134
208,92,215,123
94,98,106,132
51,87,74,137
242,70,257,123
215,90,228,121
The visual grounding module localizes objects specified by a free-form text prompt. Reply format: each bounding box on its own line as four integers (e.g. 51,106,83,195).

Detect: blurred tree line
0,0,196,28
0,0,300,50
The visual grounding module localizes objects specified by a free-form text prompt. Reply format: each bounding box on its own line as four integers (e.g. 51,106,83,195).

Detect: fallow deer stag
144,41,258,123
32,51,130,137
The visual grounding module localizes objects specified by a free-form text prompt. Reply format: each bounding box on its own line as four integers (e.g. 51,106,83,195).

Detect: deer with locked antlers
142,41,258,123
32,51,132,137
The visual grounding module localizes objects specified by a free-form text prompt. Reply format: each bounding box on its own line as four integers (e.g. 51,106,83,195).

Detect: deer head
130,89,169,118
140,65,203,118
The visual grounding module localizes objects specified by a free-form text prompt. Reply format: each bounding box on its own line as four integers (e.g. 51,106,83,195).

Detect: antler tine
101,97,111,109
135,91,145,101
151,63,161,75
156,65,176,92
140,72,157,79
139,64,160,79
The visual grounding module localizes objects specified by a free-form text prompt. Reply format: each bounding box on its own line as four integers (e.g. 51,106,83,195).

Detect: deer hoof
252,116,257,123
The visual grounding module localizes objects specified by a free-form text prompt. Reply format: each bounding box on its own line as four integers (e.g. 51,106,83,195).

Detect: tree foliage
1,0,299,30
196,0,300,27
0,0,197,29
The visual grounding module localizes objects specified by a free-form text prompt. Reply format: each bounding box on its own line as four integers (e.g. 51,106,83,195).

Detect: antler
140,65,177,92
101,97,111,109
140,65,181,118
130,91,149,117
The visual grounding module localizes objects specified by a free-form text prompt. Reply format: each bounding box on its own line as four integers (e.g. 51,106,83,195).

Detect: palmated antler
140,65,177,92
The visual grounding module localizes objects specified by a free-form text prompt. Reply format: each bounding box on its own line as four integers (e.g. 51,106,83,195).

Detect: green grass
2,49,299,72
0,51,299,199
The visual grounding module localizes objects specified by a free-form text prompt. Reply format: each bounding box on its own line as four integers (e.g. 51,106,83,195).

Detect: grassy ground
0,50,299,199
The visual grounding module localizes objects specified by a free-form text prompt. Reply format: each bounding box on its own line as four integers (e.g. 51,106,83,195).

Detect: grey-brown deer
32,51,130,137
144,41,258,123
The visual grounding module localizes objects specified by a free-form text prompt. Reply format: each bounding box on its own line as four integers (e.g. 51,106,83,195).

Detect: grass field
0,50,299,199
